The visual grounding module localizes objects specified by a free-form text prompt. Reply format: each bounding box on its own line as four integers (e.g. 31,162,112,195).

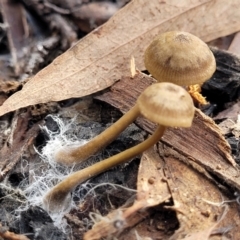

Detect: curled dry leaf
0,0,240,116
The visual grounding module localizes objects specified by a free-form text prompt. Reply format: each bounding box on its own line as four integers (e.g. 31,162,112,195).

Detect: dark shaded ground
0,1,240,240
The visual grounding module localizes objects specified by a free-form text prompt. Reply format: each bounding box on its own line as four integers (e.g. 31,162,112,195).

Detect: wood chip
96,72,240,190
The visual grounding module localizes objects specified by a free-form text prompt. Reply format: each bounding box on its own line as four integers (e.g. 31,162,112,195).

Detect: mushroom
43,82,195,213
55,32,214,166
144,31,216,86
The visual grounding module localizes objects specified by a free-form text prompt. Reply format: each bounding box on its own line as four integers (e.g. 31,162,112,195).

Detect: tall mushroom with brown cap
43,82,195,213
144,31,216,86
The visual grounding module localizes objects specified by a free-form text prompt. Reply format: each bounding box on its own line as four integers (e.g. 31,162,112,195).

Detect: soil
0,1,240,240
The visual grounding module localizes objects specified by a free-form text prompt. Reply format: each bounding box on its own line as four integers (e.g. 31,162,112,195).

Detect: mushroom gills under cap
144,31,216,86
137,82,195,127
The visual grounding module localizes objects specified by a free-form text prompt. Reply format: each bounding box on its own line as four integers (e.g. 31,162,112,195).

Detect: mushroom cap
137,82,195,127
144,31,216,86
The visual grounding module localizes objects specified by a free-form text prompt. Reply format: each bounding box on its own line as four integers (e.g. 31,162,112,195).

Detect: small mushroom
43,82,195,213
144,31,216,86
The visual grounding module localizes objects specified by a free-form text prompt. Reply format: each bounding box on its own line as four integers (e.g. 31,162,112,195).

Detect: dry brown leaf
136,147,171,206
160,144,240,240
162,147,222,239
1,0,240,116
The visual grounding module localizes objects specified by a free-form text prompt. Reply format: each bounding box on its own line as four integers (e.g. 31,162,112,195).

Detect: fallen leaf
1,0,240,116
161,146,223,239
136,147,171,207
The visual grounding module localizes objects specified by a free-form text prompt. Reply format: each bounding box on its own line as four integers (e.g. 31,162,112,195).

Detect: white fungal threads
19,115,137,231
19,115,92,230
40,115,88,167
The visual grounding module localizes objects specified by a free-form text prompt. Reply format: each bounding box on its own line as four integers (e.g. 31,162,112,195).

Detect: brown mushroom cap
137,82,195,127
144,31,216,86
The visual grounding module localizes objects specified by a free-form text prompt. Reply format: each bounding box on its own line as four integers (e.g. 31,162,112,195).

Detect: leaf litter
1,61,239,239
1,0,240,239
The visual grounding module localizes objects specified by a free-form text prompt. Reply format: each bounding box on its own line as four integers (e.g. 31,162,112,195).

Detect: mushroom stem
55,105,140,165
44,125,166,213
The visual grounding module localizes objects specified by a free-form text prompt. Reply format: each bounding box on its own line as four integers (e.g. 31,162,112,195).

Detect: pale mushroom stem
55,105,141,165
44,125,166,213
